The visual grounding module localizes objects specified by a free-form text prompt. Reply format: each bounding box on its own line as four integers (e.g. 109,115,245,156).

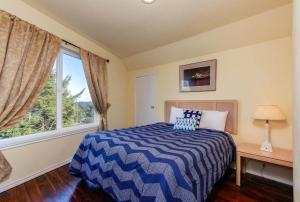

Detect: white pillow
169,107,184,124
199,110,228,131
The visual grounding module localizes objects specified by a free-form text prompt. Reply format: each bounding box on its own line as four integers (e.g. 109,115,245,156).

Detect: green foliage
0,72,94,138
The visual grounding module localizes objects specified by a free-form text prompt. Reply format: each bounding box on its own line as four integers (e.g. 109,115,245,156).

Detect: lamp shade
253,105,286,121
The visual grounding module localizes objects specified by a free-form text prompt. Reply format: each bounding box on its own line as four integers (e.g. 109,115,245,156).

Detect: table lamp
253,105,286,152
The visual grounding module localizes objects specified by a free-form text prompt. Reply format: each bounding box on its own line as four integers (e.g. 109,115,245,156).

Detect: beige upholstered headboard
165,100,238,135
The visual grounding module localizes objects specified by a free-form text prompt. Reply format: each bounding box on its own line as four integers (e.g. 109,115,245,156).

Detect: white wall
293,0,300,200
0,0,128,191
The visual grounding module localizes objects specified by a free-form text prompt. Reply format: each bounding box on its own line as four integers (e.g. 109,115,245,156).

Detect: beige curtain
0,152,11,182
0,10,61,182
80,49,110,131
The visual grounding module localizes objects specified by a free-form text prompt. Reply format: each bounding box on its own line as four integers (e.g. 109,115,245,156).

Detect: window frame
0,47,98,150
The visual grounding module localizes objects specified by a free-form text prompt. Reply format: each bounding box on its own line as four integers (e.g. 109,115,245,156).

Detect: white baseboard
0,158,72,193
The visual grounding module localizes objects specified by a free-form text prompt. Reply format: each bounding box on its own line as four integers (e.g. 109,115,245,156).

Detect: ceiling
22,0,291,58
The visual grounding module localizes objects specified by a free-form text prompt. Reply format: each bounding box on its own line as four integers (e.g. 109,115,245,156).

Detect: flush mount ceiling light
142,0,156,4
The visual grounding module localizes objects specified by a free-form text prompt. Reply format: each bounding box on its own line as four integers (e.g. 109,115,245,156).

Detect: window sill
0,123,98,151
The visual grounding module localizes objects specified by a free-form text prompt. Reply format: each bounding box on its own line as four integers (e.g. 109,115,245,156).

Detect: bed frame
165,100,238,135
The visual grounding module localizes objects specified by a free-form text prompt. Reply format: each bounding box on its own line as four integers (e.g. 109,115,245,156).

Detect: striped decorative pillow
183,110,202,129
173,117,197,131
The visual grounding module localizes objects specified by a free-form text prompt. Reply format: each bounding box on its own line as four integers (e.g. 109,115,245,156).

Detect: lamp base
260,121,273,152
261,141,273,152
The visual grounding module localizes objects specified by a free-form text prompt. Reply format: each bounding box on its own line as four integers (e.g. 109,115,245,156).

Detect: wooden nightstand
236,143,293,186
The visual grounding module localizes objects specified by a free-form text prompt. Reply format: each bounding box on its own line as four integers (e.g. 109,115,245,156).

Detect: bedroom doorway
135,75,156,126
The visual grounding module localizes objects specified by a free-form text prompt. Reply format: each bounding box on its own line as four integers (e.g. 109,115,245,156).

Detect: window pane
0,64,57,139
62,53,95,128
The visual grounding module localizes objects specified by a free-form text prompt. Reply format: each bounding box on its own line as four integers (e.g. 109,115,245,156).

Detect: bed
69,100,238,202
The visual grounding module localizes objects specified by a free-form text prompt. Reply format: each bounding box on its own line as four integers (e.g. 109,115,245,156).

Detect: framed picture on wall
179,59,217,92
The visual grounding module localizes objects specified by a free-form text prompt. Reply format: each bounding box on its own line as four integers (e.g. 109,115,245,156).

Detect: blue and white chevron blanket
69,123,235,202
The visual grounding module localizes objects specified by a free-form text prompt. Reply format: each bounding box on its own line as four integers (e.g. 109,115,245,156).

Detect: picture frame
179,59,217,92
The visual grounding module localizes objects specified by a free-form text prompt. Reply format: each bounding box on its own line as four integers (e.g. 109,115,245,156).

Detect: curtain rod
62,39,110,63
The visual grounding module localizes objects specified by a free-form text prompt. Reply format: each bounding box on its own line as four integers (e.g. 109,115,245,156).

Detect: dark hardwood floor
0,165,293,202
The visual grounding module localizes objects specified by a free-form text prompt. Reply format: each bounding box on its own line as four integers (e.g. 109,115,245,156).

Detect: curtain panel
80,49,110,131
0,10,61,182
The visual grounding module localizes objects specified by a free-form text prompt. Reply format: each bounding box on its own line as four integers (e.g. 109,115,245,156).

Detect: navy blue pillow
183,110,202,129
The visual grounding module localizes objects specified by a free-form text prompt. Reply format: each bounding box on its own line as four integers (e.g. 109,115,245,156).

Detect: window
61,51,95,128
0,48,97,140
